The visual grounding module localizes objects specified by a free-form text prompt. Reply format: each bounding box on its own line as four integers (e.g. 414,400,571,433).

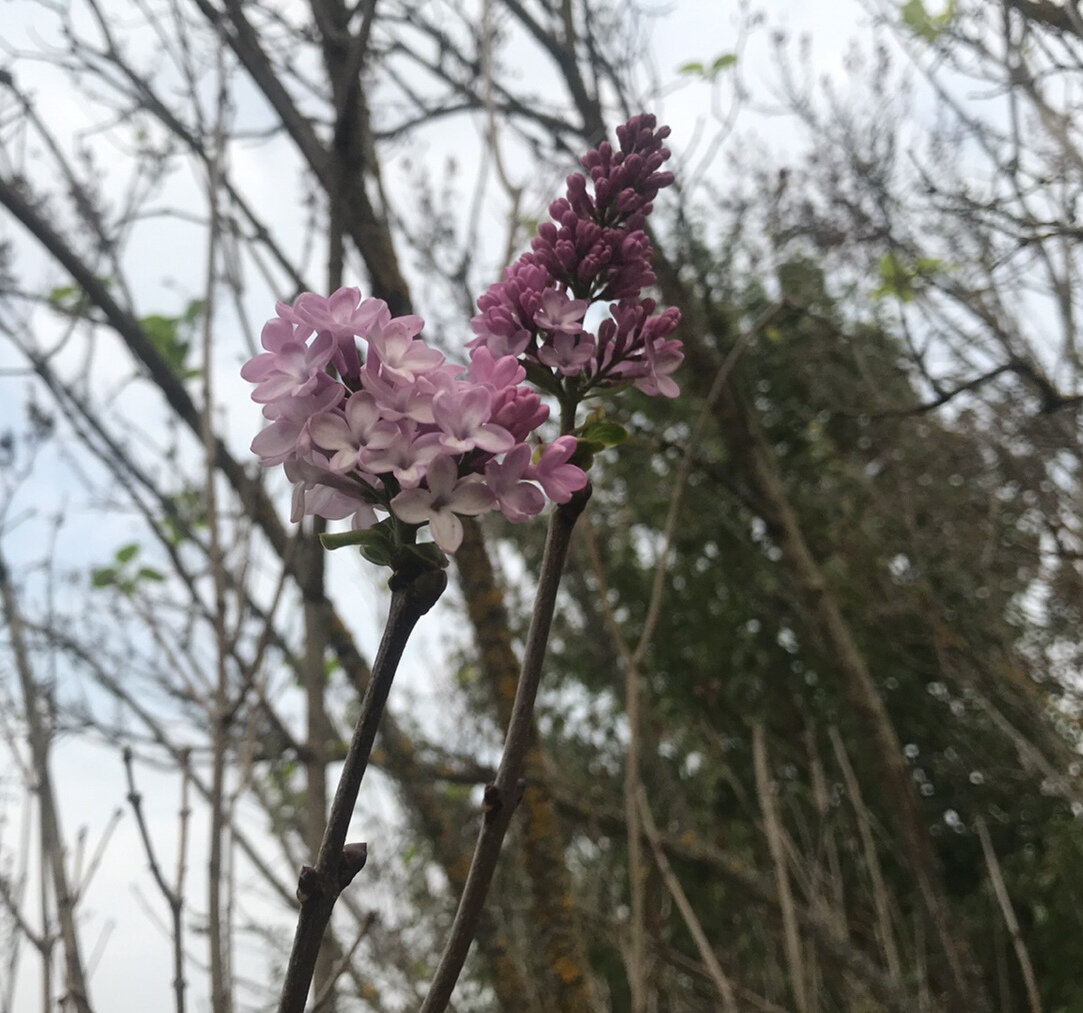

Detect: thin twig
974,816,1042,1013
636,787,739,1011
827,726,902,982
0,550,94,1013
200,36,234,1013
122,747,187,1013
419,487,591,1013
752,723,808,1013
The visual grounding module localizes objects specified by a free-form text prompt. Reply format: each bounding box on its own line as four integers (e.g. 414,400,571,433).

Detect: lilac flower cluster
469,114,683,398
242,288,587,554
243,115,681,561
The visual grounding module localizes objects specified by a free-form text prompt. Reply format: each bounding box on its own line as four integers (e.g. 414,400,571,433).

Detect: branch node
338,842,369,890
482,783,502,813
296,865,323,905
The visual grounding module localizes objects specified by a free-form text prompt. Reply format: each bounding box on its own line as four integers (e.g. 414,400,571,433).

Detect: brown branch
454,518,595,1011
1004,0,1081,36
420,486,591,1012
277,567,446,1013
194,0,411,314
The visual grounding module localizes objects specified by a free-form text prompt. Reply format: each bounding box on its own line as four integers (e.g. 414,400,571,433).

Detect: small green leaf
678,60,706,76
91,567,117,588
48,284,81,308
577,421,629,448
320,528,386,552
182,298,206,324
141,313,191,376
711,53,738,73
873,253,943,302
115,543,140,564
136,566,165,583
901,0,955,41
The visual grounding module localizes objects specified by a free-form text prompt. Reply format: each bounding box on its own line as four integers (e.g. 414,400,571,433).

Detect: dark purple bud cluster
470,114,682,399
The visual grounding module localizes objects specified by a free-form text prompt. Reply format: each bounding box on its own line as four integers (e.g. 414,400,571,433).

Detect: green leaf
141,313,191,376
181,298,206,324
48,284,82,309
91,566,117,588
136,566,165,583
162,516,184,546
679,53,737,82
115,543,140,564
873,253,943,302
577,421,629,448
901,0,955,41
48,277,111,314
678,60,706,76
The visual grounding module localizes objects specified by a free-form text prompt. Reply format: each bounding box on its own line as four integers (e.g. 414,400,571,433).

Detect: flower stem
277,566,447,1013
419,483,591,1013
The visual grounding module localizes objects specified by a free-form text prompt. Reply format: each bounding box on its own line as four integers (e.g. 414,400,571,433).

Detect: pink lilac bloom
285,456,377,527
359,422,444,488
242,285,587,555
242,327,335,405
290,287,385,376
533,289,588,335
365,309,443,383
489,385,549,443
537,331,596,376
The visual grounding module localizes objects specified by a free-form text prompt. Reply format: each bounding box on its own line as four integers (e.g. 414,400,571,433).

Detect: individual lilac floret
431,387,515,455
241,321,335,405
390,456,496,553
534,290,588,335
468,113,683,403
485,443,546,523
308,392,399,473
529,436,589,503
